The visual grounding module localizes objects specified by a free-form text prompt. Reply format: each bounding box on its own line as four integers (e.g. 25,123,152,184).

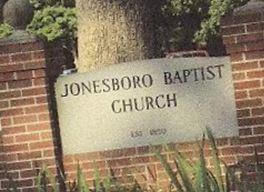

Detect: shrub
163,0,249,54
155,127,227,192
27,5,77,42
0,23,14,39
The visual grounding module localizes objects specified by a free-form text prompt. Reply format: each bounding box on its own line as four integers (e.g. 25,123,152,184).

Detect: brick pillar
221,1,264,161
0,31,64,191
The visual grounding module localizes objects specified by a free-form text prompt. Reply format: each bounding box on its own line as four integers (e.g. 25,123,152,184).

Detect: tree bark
77,0,163,72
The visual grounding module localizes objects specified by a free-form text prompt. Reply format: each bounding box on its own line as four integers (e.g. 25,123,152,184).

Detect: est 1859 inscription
55,57,238,154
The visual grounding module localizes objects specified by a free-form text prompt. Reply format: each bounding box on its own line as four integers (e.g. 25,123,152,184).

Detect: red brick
131,156,150,164
260,60,264,68
222,36,236,45
230,53,243,62
29,141,54,150
216,138,229,146
23,60,46,70
20,41,44,52
10,98,34,107
8,80,32,89
232,61,258,71
247,70,264,78
1,118,11,126
0,101,9,109
239,128,252,136
2,136,14,144
249,89,264,97
17,151,42,161
0,82,7,90
246,22,264,32
234,91,248,100
32,51,45,60
40,131,52,140
16,71,33,80
7,161,32,171
232,72,246,81
253,126,264,135
13,115,38,125
0,63,24,73
33,78,46,86
137,146,150,155
0,108,24,117
236,109,250,118
0,55,10,64
240,136,264,145
234,80,261,90
246,40,264,52
16,179,34,187
4,154,17,162
20,169,38,178
36,96,48,104
34,69,46,78
236,32,263,44
107,158,131,167
2,126,26,135
38,113,51,121
5,143,28,152
63,155,73,163
27,122,51,131
0,72,15,82
236,98,262,109
25,105,48,114
252,107,264,116
10,52,32,62
246,50,264,60
221,25,245,36
226,44,246,54
82,161,106,170
15,133,40,142
0,90,21,100
22,87,47,97
238,117,264,126
220,146,241,156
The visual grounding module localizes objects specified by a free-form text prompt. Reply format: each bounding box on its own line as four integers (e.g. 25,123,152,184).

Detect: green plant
0,23,14,39
27,6,77,42
163,0,249,54
27,4,77,67
35,163,144,192
154,127,229,192
36,165,59,192
29,0,75,9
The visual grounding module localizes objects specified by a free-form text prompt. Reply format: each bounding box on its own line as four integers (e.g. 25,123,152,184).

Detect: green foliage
0,23,14,39
164,0,249,53
155,128,230,192
29,0,75,9
26,6,77,42
36,165,59,192
76,164,89,192
34,164,145,192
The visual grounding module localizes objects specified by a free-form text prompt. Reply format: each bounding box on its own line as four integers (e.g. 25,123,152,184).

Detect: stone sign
55,57,238,154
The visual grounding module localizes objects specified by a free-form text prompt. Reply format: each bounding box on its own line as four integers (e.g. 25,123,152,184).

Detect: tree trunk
77,0,163,72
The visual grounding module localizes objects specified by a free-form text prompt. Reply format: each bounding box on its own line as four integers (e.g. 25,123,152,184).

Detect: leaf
77,163,90,192
174,152,195,192
154,149,184,192
206,127,225,192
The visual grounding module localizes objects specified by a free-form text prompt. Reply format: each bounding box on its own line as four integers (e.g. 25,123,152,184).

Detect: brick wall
0,32,64,191
221,7,264,163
